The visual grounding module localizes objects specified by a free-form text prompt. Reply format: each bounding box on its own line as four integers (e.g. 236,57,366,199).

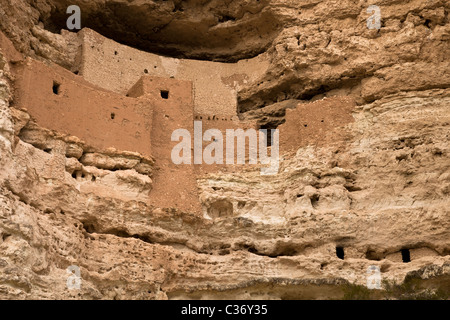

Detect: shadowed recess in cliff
40,0,281,62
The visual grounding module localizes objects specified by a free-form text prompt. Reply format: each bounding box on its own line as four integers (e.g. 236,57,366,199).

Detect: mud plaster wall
279,97,356,154
10,43,202,212
78,28,270,117
13,58,154,157
7,31,358,214
133,75,202,213
194,116,259,175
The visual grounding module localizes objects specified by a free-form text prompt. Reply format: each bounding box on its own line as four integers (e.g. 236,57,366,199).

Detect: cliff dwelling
0,0,449,302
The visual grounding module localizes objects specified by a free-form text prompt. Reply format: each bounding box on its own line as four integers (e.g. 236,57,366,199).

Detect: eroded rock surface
0,0,449,300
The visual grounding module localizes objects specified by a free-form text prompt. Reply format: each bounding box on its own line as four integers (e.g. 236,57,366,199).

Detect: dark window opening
260,125,276,147
111,113,115,120
160,90,169,99
311,194,320,208
73,70,79,75
304,124,308,127
401,249,411,263
52,82,61,95
144,69,148,74
336,246,345,260
43,148,52,154
114,51,118,55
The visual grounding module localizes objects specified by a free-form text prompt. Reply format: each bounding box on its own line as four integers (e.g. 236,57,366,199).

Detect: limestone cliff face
0,0,449,300
1,0,449,107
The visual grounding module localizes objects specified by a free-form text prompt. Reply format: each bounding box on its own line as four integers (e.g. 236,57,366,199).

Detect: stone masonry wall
78,28,269,117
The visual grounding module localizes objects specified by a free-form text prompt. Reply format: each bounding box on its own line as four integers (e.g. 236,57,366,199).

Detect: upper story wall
13,58,154,158
78,28,269,117
279,97,356,153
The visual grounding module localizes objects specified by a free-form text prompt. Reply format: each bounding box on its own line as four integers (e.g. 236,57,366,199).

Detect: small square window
401,249,411,263
160,90,169,99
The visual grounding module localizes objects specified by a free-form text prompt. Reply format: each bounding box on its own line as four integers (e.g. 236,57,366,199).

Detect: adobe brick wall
13,58,154,158
132,75,202,213
126,74,261,210
7,30,361,215
4,28,358,217
194,115,259,175
279,97,356,153
77,28,269,117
